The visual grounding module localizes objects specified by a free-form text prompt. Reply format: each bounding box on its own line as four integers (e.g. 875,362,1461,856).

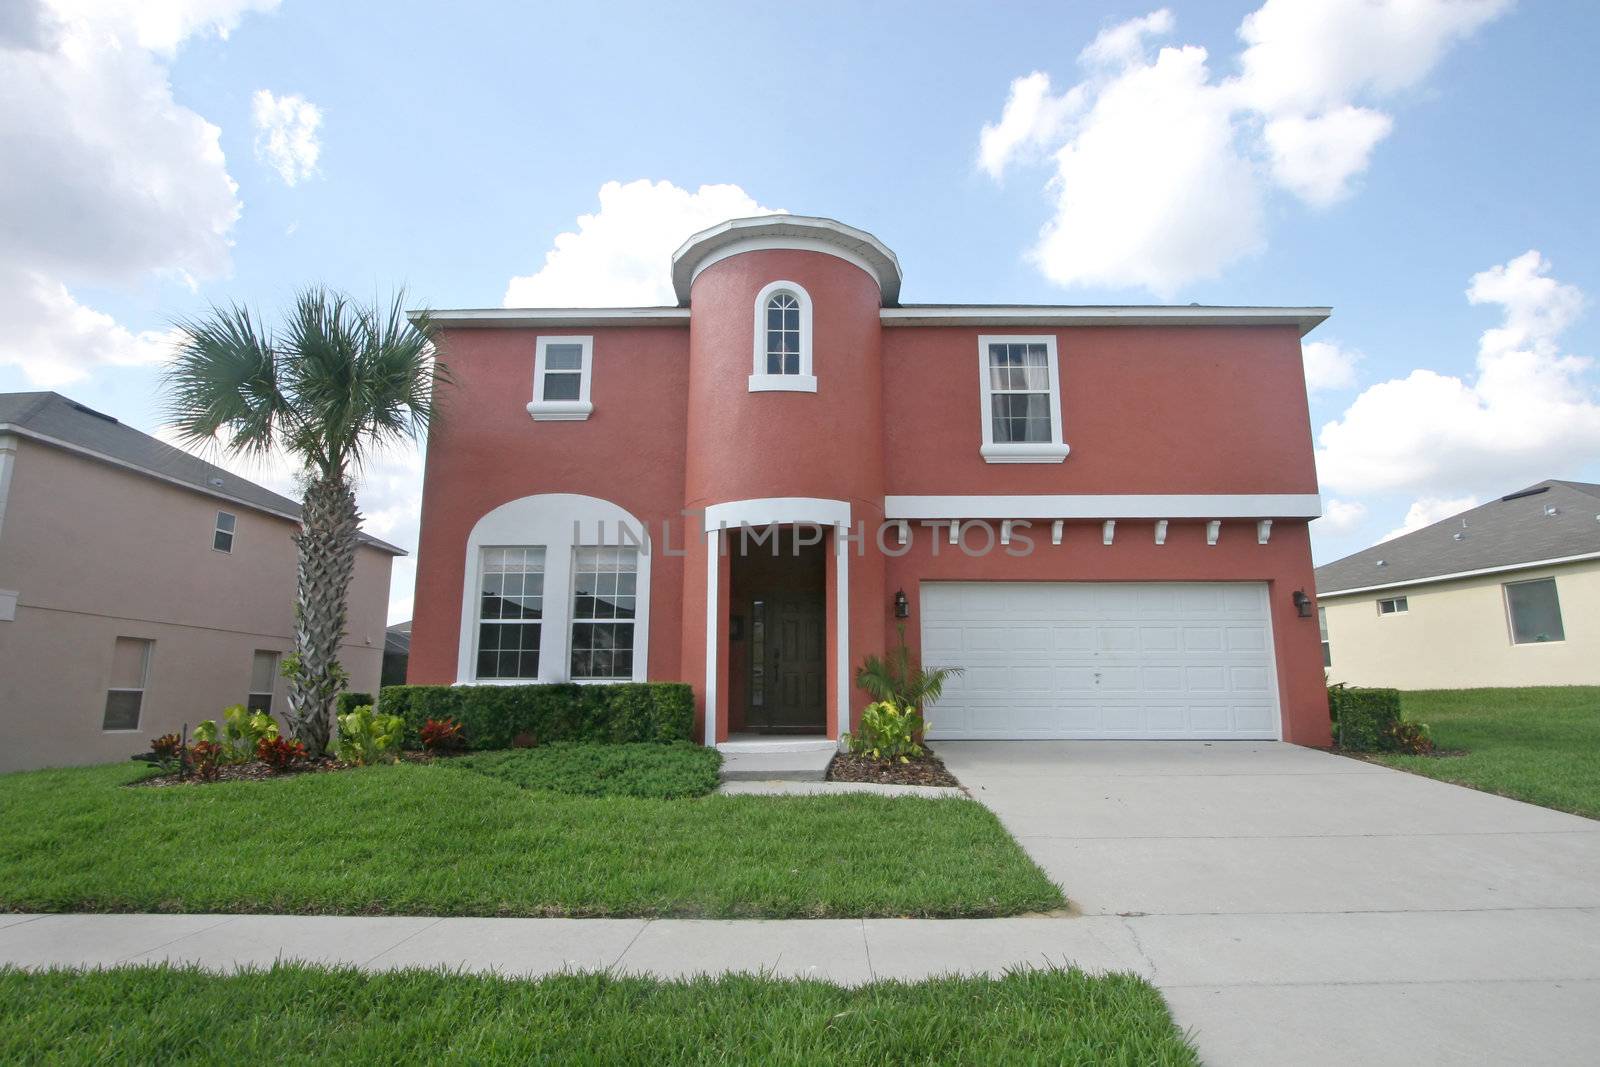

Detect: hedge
336,692,374,716
1328,684,1402,751
378,683,695,749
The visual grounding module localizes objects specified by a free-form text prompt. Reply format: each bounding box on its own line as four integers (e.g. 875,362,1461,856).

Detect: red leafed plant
187,740,223,781
257,735,308,773
420,717,466,753
147,733,184,773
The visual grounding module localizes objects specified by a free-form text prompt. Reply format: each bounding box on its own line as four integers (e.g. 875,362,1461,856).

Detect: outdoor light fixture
1293,589,1313,618
893,589,909,618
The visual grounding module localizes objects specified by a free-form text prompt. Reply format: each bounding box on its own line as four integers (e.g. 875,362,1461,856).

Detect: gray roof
385,620,411,656
1316,480,1600,596
0,391,405,555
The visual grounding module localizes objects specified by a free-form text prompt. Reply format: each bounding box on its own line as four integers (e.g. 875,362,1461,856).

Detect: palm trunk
287,471,360,756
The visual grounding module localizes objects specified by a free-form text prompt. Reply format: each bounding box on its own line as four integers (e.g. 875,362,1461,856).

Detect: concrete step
717,744,836,782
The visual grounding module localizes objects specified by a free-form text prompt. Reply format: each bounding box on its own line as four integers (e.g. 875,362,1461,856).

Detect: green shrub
1328,684,1404,751
336,692,374,717
335,705,405,766
842,700,925,763
453,742,721,799
193,706,279,764
380,682,694,750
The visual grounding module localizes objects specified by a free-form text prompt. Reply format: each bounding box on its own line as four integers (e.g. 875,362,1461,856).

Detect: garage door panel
922,582,1282,740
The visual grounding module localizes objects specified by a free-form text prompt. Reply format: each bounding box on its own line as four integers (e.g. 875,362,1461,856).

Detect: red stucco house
408,216,1332,750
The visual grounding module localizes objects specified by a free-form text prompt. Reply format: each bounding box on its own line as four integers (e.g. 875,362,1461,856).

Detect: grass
0,964,1197,1065
1376,687,1600,819
0,760,1063,918
453,742,721,798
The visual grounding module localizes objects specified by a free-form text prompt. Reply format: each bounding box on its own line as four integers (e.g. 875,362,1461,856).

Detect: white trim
455,494,650,685
672,216,903,304
213,509,236,553
1257,519,1273,545
749,280,817,393
417,307,690,328
977,335,1069,464
1502,575,1566,646
1318,551,1600,598
835,528,849,741
704,529,719,746
883,305,1330,336
1154,520,1168,545
527,335,594,421
1206,521,1222,546
702,497,850,531
1102,520,1116,546
1050,520,1063,545
885,493,1323,520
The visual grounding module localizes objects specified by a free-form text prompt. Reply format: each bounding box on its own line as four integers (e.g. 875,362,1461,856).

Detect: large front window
476,547,545,679
1505,577,1563,644
976,335,1069,463
570,546,638,679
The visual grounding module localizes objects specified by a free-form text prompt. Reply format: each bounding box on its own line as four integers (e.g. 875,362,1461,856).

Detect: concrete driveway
938,741,1600,1066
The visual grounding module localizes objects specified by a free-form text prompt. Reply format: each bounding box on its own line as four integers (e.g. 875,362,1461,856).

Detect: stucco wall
1321,560,1600,690
0,438,394,772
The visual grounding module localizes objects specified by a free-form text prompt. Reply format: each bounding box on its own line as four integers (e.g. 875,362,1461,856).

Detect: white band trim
884,494,1322,520
703,497,851,531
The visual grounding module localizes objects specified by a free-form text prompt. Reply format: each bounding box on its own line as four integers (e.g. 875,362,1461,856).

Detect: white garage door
921,582,1282,740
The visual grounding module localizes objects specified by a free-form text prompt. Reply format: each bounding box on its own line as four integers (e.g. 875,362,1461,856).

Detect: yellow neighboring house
1316,480,1600,690
0,392,402,772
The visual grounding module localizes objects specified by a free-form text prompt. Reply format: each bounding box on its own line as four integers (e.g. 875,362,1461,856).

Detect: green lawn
0,758,1063,918
0,964,1197,1065
1377,687,1600,819
454,742,722,798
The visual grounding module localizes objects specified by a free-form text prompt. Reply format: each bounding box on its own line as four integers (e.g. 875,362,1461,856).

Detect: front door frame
746,590,827,733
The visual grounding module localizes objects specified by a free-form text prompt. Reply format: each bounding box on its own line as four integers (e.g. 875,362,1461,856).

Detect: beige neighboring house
1316,480,1600,690
0,392,403,772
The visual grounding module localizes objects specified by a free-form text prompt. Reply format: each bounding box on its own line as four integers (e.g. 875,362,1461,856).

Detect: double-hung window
1504,577,1563,644
104,637,152,731
570,547,638,680
213,511,236,552
977,336,1069,463
476,547,545,679
527,336,594,421
247,650,278,713
749,281,816,392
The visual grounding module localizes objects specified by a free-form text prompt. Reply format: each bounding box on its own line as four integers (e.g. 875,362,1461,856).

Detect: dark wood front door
749,593,826,732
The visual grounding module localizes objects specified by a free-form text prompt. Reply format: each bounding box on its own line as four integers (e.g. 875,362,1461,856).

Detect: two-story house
407,215,1331,751
0,392,401,771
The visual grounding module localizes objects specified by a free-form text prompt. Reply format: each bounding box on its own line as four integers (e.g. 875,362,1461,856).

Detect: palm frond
164,302,286,457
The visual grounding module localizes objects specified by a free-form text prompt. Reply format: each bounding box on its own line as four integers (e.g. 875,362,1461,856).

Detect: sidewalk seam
114,914,239,964
608,919,651,973
361,917,444,968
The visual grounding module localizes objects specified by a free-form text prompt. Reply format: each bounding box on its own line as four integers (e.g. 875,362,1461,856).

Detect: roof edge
670,215,903,306
1317,551,1600,598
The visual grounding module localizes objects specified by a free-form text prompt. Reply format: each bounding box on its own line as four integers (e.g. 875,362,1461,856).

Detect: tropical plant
335,705,406,766
856,624,962,711
187,740,223,782
842,700,925,763
194,706,280,764
165,289,445,756
256,736,308,773
135,733,185,775
420,717,466,753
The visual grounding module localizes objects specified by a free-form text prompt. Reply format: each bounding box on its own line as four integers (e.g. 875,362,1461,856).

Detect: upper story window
213,510,236,552
1504,577,1563,644
1377,596,1408,616
749,280,816,393
527,336,594,421
977,336,1069,463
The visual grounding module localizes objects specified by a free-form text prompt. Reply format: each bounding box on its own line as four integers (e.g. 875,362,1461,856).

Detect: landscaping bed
0,964,1195,1065
828,749,960,788
0,759,1063,918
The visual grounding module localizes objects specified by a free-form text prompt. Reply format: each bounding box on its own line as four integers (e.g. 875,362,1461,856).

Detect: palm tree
165,288,445,756
856,624,963,710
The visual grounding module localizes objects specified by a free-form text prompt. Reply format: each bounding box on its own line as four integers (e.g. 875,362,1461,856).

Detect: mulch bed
827,749,961,788
128,750,462,788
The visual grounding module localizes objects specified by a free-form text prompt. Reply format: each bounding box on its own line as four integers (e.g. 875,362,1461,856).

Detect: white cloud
504,180,783,307
1302,339,1361,393
0,0,270,384
252,89,322,186
979,1,1510,293
1319,497,1368,533
1381,495,1479,542
1316,251,1600,498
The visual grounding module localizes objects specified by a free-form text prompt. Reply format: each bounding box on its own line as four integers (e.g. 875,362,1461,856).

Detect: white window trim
1503,577,1565,646
457,494,650,685
567,544,642,683
527,336,595,421
749,280,817,393
1377,596,1408,616
976,334,1069,463
248,650,279,712
213,510,236,553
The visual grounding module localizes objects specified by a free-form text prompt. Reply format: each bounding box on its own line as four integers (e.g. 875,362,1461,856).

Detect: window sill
526,400,593,421
980,442,1071,464
748,373,818,393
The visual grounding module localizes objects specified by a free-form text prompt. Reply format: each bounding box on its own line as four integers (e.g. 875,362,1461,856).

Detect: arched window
750,280,816,392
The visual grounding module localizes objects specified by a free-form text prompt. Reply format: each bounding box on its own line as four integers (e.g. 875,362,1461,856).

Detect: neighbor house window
104,637,152,731
1318,606,1331,667
1504,577,1564,644
247,650,278,713
527,336,593,421
977,335,1069,463
213,511,236,552
749,280,816,392
476,547,546,679
570,546,638,680
1377,596,1408,615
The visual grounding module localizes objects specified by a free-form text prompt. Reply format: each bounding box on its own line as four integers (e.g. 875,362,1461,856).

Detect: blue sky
4,0,1599,623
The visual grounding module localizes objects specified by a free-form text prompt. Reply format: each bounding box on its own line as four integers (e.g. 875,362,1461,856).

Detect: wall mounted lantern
1292,589,1313,618
893,589,909,619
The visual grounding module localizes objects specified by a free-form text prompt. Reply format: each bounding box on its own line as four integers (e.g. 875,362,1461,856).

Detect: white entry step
716,738,837,781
